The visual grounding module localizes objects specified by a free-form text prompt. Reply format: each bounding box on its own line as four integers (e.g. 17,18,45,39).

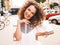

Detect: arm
35,31,54,40
13,20,22,41
13,19,30,41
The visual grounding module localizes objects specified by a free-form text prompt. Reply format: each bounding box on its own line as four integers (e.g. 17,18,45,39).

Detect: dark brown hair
17,0,45,27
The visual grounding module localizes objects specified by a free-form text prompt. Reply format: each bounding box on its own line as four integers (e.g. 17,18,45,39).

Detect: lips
25,15,31,19
26,15,30,18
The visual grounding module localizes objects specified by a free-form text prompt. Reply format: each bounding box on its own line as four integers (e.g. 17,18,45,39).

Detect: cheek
24,10,28,16
31,14,34,17
24,11,27,15
24,11,28,18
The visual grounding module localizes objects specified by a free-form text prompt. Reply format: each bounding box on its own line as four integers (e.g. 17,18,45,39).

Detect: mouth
25,15,31,19
26,15,30,18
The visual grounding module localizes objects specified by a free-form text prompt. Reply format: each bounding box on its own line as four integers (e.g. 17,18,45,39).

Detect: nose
28,12,31,15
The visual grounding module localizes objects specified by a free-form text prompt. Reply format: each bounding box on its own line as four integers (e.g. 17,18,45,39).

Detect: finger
27,21,30,23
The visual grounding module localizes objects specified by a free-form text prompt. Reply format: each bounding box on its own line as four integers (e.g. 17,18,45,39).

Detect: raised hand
35,31,54,40
18,19,30,24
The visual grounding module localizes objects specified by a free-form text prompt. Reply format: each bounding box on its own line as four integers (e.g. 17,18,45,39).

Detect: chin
25,17,30,20
26,18,30,20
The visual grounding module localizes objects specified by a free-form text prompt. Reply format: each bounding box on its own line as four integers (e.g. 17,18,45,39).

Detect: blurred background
0,0,60,45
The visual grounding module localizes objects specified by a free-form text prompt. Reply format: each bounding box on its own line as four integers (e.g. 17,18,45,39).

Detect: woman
13,0,54,45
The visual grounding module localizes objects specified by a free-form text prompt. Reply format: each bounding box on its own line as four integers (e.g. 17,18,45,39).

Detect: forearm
35,31,54,40
15,28,21,41
35,32,45,40
14,31,21,41
13,21,21,41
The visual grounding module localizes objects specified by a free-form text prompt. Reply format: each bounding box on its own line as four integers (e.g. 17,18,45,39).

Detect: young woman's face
24,5,37,20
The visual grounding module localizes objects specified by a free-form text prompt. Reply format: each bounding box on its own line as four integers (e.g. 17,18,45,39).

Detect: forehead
27,5,36,11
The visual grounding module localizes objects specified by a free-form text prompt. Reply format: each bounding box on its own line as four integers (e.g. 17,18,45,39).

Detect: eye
28,8,31,11
31,12,34,15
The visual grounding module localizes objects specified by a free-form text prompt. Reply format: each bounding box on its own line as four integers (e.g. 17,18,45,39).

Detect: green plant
35,0,46,3
50,2,59,9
